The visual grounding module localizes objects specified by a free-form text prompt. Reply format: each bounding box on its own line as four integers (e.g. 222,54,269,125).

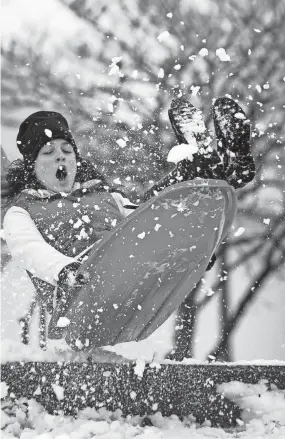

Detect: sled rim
65,179,237,348
77,179,236,275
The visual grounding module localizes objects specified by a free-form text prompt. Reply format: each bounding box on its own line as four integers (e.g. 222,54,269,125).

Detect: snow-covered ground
2,259,285,438
1,380,285,438
1,273,285,439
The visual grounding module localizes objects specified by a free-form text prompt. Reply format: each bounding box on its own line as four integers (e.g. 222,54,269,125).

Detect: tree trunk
209,247,233,362
165,280,201,361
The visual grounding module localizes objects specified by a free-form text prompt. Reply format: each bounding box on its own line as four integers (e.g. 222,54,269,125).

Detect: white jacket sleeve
3,206,77,286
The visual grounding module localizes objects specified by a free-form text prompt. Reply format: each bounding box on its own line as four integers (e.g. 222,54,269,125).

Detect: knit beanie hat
16,111,78,162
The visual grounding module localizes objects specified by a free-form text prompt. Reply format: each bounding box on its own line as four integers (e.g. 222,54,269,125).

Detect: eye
41,144,53,155
62,143,73,153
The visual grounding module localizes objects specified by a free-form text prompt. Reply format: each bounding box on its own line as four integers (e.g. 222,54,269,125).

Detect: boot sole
212,97,251,157
168,98,197,144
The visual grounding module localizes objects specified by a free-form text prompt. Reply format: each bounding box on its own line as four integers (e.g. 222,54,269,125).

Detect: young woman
3,96,255,340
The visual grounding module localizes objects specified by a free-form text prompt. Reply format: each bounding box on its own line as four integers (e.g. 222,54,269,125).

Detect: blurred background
1,0,285,361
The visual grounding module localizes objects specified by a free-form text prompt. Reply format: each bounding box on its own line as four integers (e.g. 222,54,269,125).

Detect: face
34,138,77,193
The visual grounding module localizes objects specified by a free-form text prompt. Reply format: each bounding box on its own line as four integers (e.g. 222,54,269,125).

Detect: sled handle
39,303,47,350
18,296,48,350
18,271,52,350
19,296,37,345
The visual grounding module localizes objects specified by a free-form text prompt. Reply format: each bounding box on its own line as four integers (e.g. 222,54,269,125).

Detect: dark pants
144,149,255,201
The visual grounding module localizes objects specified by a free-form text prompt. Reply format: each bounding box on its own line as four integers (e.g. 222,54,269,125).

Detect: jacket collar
22,179,103,199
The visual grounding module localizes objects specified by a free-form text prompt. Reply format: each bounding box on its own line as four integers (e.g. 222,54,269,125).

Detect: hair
4,154,109,199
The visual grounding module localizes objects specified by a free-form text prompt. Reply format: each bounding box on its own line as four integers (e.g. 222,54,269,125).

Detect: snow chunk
55,435,70,439
157,30,170,42
57,317,70,328
137,231,146,239
80,420,109,436
158,68,164,78
263,218,270,225
134,358,146,378
254,28,261,32
234,227,245,237
78,228,88,240
113,178,122,185
154,224,161,231
152,402,158,411
34,386,41,395
73,219,83,229
51,383,64,401
206,287,215,297
109,64,120,76
1,381,8,399
112,56,123,64
108,102,114,113
116,138,127,148
190,85,200,96
234,112,246,119
167,142,199,164
166,12,173,18
108,56,123,76
216,48,231,61
75,339,83,350
198,48,208,57
1,410,13,429
44,129,52,138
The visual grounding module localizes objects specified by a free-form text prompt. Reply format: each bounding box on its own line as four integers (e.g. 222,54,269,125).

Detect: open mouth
56,165,68,181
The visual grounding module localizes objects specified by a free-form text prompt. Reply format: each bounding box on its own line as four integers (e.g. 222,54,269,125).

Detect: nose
56,153,66,162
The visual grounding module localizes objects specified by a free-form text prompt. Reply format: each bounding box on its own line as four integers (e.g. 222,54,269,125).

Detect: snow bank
1,384,285,438
218,381,285,425
0,339,127,364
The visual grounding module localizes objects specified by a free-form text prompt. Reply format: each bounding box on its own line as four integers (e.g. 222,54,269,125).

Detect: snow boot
212,96,255,188
168,97,213,149
168,96,255,189
143,97,225,200
168,97,226,182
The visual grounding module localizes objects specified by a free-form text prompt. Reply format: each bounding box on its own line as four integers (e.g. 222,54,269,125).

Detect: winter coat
3,179,138,285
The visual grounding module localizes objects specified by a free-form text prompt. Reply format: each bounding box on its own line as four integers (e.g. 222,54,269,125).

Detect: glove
57,262,89,292
56,261,90,312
